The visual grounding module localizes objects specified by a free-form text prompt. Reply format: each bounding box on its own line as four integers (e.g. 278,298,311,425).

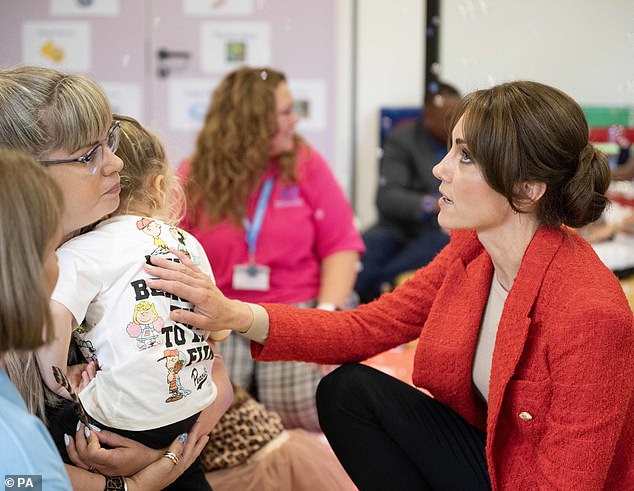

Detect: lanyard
243,177,274,263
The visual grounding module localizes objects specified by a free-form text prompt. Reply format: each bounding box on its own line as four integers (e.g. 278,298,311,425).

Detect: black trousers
316,363,491,491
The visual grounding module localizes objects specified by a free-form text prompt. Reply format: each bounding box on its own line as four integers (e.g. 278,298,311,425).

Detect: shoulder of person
385,119,423,143
294,143,332,178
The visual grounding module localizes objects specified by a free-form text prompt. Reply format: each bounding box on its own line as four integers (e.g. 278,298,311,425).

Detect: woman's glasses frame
39,120,121,175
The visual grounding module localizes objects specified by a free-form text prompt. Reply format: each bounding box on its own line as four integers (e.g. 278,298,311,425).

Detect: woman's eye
460,149,472,163
84,145,100,163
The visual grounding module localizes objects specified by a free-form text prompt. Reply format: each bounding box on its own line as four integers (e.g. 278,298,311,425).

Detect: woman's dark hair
451,80,610,228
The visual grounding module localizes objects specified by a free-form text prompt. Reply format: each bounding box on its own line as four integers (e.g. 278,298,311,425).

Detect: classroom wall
352,0,634,229
350,0,424,229
1,1,632,230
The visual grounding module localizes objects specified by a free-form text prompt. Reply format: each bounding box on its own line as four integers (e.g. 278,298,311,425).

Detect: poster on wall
200,22,270,74
50,0,120,16
184,0,254,16
101,82,143,122
289,79,327,132
168,78,220,131
22,21,91,71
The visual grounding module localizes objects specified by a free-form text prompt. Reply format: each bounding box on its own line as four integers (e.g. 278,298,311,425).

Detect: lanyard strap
243,177,274,261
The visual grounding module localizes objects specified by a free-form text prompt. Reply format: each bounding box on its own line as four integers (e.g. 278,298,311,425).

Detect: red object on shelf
589,127,634,143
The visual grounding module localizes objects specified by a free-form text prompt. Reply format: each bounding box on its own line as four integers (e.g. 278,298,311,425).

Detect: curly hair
186,66,301,225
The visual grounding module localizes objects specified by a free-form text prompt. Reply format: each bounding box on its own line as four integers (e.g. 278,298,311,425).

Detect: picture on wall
50,0,120,16
184,0,254,16
168,78,220,131
22,21,91,71
200,21,271,74
289,79,327,132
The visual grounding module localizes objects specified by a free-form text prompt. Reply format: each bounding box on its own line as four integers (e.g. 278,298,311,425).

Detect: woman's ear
524,180,546,202
515,180,546,212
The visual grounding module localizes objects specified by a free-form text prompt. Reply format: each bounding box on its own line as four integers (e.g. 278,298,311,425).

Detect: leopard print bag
200,387,285,471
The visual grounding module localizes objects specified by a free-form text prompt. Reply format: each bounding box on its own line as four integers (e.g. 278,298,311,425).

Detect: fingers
94,427,130,448
78,361,97,392
145,249,209,284
70,422,102,471
167,308,214,328
159,432,194,472
85,360,98,378
64,433,89,470
176,428,209,470
168,247,198,268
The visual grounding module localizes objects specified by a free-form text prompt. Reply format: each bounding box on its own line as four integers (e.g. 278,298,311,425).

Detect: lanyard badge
233,178,273,291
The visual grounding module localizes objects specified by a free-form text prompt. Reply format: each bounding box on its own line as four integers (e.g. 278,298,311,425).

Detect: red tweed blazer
254,227,634,490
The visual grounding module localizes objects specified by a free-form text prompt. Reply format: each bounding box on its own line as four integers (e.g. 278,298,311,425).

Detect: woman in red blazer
146,81,634,490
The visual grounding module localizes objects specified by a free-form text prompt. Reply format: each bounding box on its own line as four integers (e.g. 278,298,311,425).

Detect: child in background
38,115,232,490
203,385,357,491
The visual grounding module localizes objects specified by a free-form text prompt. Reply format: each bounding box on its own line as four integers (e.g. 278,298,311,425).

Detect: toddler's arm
195,348,233,435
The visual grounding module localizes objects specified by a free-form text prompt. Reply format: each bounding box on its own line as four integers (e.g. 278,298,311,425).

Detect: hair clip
259,70,268,81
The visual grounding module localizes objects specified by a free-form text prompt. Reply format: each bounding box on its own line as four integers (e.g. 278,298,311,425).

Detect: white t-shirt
52,215,217,431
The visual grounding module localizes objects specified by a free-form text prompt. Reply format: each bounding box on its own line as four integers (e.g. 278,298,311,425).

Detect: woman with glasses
38,114,234,491
0,66,213,491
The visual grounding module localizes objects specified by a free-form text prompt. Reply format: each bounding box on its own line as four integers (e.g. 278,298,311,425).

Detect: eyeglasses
40,120,121,175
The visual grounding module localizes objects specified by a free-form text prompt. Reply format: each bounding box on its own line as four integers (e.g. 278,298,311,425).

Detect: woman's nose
102,147,124,174
432,155,449,181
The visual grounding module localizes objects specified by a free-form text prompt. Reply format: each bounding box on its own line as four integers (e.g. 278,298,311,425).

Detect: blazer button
518,411,533,421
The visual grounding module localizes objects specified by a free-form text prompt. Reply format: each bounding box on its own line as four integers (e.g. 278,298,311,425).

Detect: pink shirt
178,144,364,304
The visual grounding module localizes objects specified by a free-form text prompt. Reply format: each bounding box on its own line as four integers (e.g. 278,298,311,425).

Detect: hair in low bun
452,80,611,229
559,143,610,228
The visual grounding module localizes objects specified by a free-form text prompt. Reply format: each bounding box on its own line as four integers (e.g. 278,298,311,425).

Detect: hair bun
560,143,610,228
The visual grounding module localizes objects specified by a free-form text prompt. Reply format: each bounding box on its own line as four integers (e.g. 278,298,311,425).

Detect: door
0,0,337,174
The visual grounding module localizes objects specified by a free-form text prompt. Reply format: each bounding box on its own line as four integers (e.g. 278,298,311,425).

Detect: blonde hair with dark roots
0,148,63,352
187,66,301,225
451,80,610,229
0,66,112,159
113,114,183,224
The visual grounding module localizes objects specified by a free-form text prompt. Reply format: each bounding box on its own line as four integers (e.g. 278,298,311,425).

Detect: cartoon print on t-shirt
169,226,199,264
136,217,169,255
157,349,192,403
126,300,164,350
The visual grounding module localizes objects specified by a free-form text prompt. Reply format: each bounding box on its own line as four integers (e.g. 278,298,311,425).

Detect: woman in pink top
178,66,364,431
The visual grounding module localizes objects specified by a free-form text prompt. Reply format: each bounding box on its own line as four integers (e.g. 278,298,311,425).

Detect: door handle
156,48,191,78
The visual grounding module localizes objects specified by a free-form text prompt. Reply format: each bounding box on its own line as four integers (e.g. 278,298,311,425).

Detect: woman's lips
105,182,121,195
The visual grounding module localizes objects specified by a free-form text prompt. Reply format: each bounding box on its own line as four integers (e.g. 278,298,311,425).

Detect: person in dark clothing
355,82,461,303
